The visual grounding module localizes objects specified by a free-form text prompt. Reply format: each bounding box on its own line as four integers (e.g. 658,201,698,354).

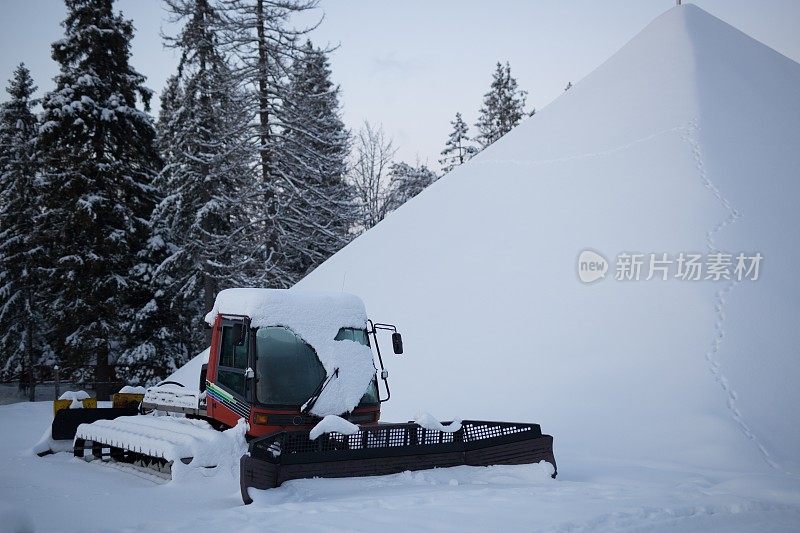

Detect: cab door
207,318,253,424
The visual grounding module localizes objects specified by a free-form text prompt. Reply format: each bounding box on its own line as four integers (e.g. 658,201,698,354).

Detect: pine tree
439,112,477,174
115,75,191,385
0,64,52,399
385,161,438,213
474,62,527,149
277,40,354,278
138,0,257,365
218,0,318,186
37,0,160,397
217,0,321,287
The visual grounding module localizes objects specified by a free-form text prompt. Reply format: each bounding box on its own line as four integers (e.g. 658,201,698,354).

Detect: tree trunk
96,345,111,401
256,0,271,188
25,311,35,402
256,0,278,275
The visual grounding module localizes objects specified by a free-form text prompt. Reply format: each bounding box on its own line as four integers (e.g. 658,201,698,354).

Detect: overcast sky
1,0,798,168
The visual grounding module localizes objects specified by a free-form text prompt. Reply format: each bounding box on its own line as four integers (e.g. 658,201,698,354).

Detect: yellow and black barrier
52,390,144,416
53,397,97,416
112,392,145,409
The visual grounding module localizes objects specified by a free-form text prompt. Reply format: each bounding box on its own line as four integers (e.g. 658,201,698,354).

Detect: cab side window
220,326,248,369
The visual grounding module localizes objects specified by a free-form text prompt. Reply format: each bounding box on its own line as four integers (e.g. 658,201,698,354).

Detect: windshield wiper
301,367,339,414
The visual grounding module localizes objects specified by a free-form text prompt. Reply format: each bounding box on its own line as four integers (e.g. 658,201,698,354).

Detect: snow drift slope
298,5,800,476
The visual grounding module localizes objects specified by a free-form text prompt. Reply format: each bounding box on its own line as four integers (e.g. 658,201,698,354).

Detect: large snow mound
205,288,376,416
298,5,800,476
158,347,210,390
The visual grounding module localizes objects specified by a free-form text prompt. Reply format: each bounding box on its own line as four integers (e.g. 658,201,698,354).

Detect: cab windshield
255,326,378,407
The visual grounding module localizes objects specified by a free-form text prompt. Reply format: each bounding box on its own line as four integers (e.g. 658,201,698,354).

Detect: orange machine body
204,314,380,438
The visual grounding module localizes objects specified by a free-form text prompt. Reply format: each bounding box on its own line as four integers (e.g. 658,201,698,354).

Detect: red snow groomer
48,289,556,503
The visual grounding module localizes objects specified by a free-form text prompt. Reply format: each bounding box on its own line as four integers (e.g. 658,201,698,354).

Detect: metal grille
461,422,534,443
251,420,541,462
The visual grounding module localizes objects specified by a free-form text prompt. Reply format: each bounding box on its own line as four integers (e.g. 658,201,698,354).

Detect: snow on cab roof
204,288,367,330
205,288,374,417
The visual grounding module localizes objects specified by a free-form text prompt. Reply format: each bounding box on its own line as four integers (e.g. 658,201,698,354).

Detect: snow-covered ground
1,401,799,532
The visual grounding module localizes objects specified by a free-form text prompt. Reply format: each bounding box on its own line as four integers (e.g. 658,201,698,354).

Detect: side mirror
244,367,254,379
232,323,246,346
391,332,403,355
199,364,208,392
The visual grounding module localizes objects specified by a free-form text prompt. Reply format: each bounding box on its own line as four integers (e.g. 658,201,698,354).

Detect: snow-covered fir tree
0,64,52,398
385,161,438,213
135,0,257,366
277,40,354,278
439,112,477,174
474,62,527,149
36,0,160,396
115,75,191,384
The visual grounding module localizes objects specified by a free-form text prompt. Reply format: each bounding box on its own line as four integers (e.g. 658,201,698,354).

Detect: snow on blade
309,415,360,440
414,412,462,433
204,288,376,417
